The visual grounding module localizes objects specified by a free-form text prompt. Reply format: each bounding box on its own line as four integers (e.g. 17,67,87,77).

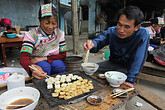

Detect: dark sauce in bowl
87,95,102,105
6,98,34,109
84,66,96,68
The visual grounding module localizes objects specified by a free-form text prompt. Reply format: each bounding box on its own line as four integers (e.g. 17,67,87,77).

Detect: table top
0,37,23,43
0,72,138,110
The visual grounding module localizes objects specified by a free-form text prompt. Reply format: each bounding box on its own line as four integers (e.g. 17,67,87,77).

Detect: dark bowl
4,32,12,36
87,95,102,105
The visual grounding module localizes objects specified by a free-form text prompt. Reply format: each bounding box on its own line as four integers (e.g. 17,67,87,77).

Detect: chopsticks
29,65,50,79
58,105,70,110
84,50,89,64
84,40,92,64
110,88,134,98
58,105,77,110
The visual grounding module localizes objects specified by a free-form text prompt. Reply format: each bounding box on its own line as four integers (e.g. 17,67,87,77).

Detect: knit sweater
20,27,68,75
91,26,150,83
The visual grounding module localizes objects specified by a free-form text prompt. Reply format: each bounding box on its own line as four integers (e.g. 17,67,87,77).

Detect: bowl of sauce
0,87,40,110
81,63,99,75
87,95,102,105
98,74,106,79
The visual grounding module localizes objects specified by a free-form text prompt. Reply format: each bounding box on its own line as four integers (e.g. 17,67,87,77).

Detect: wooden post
58,0,61,29
71,0,80,54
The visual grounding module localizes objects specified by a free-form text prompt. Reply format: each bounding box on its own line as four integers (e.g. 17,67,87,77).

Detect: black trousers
96,61,128,74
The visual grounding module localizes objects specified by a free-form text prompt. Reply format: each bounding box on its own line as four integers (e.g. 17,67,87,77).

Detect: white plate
112,89,128,98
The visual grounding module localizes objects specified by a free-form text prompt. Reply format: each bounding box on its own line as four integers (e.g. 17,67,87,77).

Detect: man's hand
31,57,47,64
124,82,134,87
30,64,47,79
83,40,95,52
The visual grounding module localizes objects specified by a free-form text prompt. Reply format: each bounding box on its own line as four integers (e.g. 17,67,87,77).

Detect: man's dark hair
117,6,144,26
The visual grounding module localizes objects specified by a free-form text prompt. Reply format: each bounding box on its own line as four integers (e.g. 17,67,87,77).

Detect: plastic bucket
104,50,110,60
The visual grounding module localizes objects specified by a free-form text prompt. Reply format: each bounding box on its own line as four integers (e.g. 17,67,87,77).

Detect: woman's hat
157,17,164,25
41,3,57,18
0,18,12,28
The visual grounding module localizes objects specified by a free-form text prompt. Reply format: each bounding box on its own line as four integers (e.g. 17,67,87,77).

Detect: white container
105,71,127,87
7,73,25,90
81,62,99,75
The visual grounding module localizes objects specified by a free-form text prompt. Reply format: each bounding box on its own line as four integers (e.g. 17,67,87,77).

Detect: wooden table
0,72,138,110
0,37,23,67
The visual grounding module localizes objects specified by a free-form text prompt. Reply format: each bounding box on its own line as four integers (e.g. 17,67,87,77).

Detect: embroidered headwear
150,17,164,25
39,3,57,19
157,17,164,25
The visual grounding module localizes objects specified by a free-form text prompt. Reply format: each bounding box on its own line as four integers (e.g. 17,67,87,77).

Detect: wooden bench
135,84,165,110
137,61,165,85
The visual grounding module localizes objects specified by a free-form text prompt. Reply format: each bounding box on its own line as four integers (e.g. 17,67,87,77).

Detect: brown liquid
6,98,34,109
84,66,96,68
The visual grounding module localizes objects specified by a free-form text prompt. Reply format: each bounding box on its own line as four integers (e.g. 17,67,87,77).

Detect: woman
20,3,68,79
0,18,12,32
146,17,165,48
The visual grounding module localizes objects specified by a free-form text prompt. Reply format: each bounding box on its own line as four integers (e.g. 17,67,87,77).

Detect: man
83,6,150,87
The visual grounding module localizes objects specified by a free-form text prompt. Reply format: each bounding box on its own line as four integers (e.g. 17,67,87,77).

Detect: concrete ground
1,34,164,110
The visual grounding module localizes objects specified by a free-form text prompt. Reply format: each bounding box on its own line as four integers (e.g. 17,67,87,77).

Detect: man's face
117,14,140,39
40,16,57,35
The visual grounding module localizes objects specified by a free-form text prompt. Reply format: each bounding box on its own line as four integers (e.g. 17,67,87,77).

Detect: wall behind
0,0,43,30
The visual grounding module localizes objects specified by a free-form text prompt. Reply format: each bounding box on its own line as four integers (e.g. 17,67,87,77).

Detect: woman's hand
31,57,47,64
30,64,47,79
83,40,95,52
160,41,165,45
124,82,134,88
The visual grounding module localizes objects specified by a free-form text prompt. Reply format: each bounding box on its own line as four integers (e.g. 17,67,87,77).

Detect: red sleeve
47,51,67,64
20,52,33,76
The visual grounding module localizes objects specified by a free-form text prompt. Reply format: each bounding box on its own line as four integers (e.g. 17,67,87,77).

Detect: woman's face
4,23,9,27
40,16,57,35
153,24,162,32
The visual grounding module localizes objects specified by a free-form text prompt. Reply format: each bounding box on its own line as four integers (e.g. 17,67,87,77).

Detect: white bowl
105,71,127,87
16,34,24,38
0,87,40,110
81,62,99,75
20,31,27,35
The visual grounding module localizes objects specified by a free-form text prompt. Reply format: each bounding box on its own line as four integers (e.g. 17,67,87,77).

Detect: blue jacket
91,26,150,83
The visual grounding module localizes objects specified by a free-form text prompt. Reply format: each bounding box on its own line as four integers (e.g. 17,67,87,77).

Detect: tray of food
33,70,104,108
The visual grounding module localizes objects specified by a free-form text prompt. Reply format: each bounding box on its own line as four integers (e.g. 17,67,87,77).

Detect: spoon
0,104,28,107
